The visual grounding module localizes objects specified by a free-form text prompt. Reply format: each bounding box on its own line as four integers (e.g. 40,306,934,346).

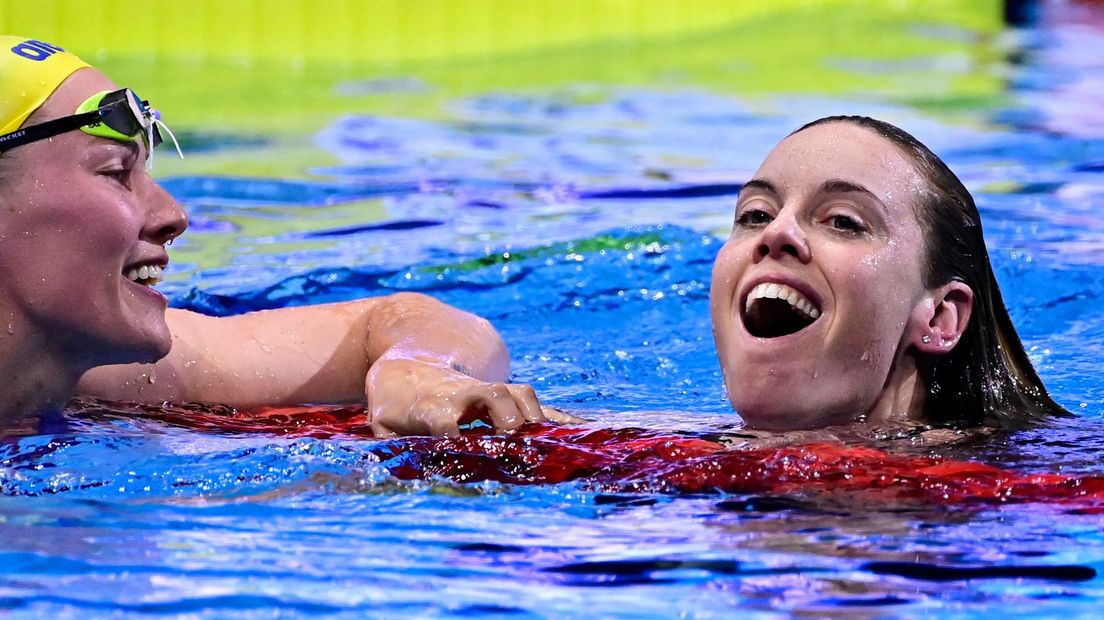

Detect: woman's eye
827,214,866,233
735,208,773,227
100,167,130,185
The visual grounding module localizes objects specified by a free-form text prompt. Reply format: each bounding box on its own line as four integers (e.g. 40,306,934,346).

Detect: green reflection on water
4,0,1004,276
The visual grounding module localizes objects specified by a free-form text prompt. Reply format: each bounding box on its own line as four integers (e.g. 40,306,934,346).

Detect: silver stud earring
921,334,932,344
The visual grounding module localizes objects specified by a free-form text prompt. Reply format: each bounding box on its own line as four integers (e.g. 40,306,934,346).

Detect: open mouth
125,264,164,287
743,282,821,338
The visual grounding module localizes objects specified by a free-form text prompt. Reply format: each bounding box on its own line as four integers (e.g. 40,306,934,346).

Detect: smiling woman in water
0,35,571,436
711,116,1066,432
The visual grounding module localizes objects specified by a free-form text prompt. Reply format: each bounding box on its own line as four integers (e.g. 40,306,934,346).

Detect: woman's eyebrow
740,178,777,195
820,179,888,213
821,178,876,198
94,140,141,163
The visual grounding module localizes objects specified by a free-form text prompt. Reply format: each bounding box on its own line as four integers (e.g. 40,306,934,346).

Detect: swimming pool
4,2,1104,617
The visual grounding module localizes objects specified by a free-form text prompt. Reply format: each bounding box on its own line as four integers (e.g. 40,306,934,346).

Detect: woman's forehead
3,68,144,173
756,122,925,201
24,68,117,126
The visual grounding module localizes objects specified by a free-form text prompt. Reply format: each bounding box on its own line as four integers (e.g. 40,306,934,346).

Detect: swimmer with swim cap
0,36,572,435
0,37,181,161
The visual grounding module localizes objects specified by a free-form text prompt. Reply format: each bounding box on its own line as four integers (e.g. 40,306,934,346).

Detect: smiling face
0,68,187,369
710,121,944,429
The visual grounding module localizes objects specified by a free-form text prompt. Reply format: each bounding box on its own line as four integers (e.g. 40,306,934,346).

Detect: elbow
378,291,461,325
381,291,440,310
376,291,505,345
379,291,509,368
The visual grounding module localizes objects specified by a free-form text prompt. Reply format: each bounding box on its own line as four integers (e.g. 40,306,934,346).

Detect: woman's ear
910,281,974,355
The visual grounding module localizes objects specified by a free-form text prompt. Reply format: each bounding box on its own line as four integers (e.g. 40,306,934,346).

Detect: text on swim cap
10,40,65,61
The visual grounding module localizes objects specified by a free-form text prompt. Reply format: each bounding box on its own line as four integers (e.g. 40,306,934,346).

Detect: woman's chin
733,400,852,431
89,325,172,367
133,337,172,364
133,329,173,363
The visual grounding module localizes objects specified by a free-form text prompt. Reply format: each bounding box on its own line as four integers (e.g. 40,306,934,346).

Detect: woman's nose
755,211,810,263
141,181,188,245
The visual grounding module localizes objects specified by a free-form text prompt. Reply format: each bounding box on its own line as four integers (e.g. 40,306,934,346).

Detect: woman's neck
0,311,86,423
866,352,929,426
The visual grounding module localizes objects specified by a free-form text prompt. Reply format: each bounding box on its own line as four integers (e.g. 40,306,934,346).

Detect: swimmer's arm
75,292,512,406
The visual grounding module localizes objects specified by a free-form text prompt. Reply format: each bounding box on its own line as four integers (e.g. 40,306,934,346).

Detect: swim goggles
0,88,182,159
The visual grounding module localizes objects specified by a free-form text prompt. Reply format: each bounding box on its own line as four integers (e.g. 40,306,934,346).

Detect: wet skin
0,71,558,434
0,68,187,372
710,122,972,430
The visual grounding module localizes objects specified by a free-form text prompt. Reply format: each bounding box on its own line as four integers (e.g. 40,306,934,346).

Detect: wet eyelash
735,209,773,226
100,166,131,187
827,214,866,233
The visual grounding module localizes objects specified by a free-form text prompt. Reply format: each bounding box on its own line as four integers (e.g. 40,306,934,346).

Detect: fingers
457,385,584,433
372,403,464,438
365,356,581,437
458,383,525,433
541,405,586,425
369,420,399,439
507,384,585,425
506,384,544,424
416,407,464,437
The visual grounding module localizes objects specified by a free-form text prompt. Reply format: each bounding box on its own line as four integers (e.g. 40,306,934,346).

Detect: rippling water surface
4,6,1104,618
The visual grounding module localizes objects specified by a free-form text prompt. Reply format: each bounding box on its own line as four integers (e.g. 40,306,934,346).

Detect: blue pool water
5,9,1104,619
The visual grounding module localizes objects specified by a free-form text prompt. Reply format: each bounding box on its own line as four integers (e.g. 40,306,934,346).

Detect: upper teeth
126,264,164,285
745,282,821,320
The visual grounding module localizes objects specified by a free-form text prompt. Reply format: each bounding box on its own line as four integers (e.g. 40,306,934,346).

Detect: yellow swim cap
0,36,90,134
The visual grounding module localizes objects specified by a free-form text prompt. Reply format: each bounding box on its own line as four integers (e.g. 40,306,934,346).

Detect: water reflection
3,3,1104,617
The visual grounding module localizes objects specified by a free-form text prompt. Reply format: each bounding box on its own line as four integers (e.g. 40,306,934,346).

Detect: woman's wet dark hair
794,115,1068,429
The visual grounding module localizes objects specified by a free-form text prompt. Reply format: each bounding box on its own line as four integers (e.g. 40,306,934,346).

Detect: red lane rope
87,403,1104,510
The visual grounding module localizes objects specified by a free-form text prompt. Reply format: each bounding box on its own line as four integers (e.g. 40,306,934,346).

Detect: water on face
4,6,1104,618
